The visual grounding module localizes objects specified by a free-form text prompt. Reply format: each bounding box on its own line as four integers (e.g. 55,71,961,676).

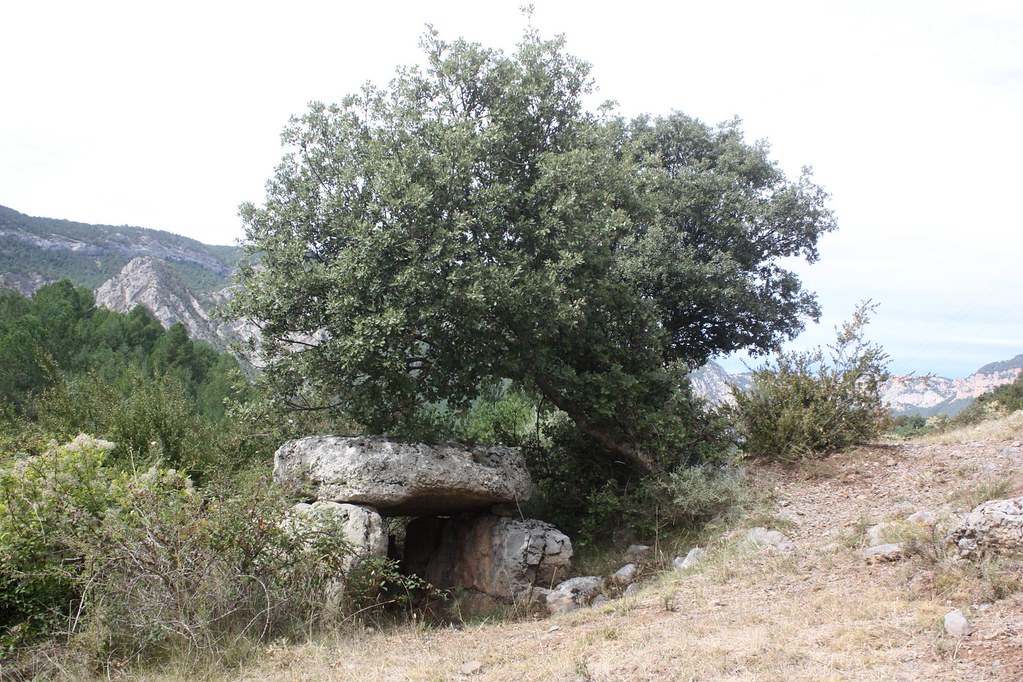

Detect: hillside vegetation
0,205,239,295
4,22,1022,682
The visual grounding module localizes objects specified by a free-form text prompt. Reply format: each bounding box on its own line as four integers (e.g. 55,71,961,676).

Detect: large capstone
273,436,531,516
402,514,572,601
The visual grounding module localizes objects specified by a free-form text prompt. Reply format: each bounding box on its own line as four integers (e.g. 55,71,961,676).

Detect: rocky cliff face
688,361,751,406
879,364,1023,416
95,257,217,344
94,256,248,352
691,355,1023,417
0,204,238,296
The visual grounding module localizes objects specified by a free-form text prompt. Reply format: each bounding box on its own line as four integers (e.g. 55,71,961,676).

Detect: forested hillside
0,280,253,469
0,205,239,295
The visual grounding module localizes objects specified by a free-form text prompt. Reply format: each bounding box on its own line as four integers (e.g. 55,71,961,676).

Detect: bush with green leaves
0,435,115,652
0,435,425,671
524,379,742,542
730,302,891,461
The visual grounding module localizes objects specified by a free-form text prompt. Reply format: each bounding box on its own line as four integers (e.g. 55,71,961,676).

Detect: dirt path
236,420,1023,682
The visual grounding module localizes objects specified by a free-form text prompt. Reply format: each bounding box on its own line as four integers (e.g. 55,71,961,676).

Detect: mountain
688,361,751,405
691,355,1023,417
0,204,248,352
879,354,1023,416
0,204,240,296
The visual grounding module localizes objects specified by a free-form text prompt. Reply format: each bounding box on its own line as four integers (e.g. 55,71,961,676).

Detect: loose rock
947,496,1023,559
944,608,974,636
546,576,604,614
610,563,637,586
673,547,706,571
865,523,891,547
863,543,904,563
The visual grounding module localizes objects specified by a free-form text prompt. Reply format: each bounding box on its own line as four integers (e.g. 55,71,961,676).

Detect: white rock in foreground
274,436,531,516
283,501,387,574
674,547,706,571
944,608,974,636
947,496,1023,559
546,576,604,614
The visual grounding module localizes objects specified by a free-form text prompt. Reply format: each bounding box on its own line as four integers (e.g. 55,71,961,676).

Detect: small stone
673,547,706,571
460,660,484,675
591,595,610,607
624,583,638,595
624,544,652,561
746,527,788,548
906,510,937,526
864,543,904,563
610,563,637,586
866,523,889,547
944,609,974,637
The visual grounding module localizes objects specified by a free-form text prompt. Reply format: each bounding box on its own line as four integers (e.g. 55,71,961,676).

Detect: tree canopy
233,27,835,475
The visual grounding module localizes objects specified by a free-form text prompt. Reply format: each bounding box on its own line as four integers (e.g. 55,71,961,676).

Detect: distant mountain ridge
0,204,244,353
0,204,240,296
691,355,1023,417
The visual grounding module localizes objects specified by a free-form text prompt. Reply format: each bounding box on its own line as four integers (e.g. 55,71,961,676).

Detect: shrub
0,435,115,652
0,435,422,672
730,301,891,461
525,381,742,542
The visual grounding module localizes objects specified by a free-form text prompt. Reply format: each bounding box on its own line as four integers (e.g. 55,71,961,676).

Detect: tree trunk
531,374,663,477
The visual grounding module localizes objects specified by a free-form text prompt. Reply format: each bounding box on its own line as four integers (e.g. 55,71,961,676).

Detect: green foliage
0,437,419,670
525,381,742,541
889,414,936,439
0,282,258,475
730,302,891,461
231,24,835,476
0,436,115,650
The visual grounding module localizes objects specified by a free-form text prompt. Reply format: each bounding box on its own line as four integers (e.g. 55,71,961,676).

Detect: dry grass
917,410,1023,445
111,419,1023,682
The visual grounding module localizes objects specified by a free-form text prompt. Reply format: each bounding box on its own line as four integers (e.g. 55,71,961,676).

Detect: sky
2,0,1021,378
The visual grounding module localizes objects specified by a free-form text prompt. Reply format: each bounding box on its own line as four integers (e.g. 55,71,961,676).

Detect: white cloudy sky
2,0,1021,378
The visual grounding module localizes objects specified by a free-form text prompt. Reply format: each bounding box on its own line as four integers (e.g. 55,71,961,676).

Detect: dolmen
273,436,572,609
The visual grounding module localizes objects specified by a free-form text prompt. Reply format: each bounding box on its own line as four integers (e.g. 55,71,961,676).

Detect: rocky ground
221,414,1023,682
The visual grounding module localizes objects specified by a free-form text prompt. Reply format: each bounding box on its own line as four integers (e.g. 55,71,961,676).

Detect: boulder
403,514,572,602
944,608,974,636
863,543,904,564
947,496,1023,559
274,436,531,516
674,547,706,571
283,501,388,571
546,576,604,614
609,563,637,586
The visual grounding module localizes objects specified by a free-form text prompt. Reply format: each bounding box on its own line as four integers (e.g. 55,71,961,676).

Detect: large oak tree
233,28,835,475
